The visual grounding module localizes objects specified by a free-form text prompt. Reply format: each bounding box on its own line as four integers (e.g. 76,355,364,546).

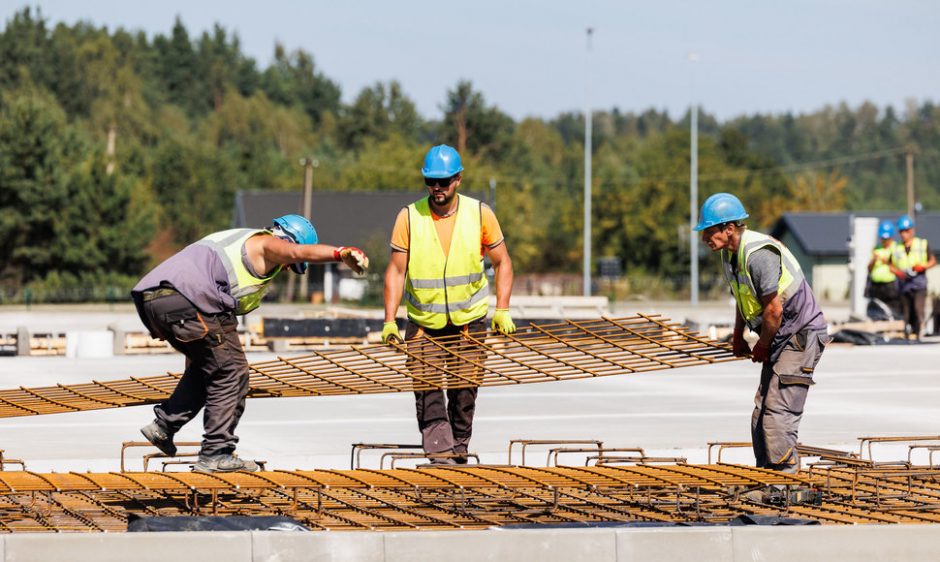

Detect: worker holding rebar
132,215,368,473
695,193,829,476
891,214,936,340
866,220,901,319
382,144,515,464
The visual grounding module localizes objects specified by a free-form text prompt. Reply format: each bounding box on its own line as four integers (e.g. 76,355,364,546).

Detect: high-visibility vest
195,229,281,315
892,237,929,271
720,230,805,328
405,194,489,329
870,244,896,284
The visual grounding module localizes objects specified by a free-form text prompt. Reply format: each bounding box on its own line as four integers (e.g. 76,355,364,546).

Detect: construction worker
695,193,828,475
867,220,901,319
891,214,936,339
132,215,368,472
382,144,515,464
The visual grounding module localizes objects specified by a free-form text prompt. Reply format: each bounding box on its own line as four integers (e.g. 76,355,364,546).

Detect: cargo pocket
774,330,828,385
164,308,209,343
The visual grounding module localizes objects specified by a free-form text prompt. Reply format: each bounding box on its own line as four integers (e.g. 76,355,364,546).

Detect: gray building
770,212,940,302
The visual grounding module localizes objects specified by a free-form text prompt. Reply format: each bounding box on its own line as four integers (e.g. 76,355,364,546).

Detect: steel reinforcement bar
0,314,738,419
2,464,940,531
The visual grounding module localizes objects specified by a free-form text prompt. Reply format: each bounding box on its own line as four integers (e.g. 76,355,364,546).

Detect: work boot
453,444,469,465
140,421,177,457
193,453,259,473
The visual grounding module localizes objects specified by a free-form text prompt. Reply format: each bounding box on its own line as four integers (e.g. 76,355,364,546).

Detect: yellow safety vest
405,194,489,329
870,244,896,284
195,229,282,315
721,230,804,328
892,237,929,271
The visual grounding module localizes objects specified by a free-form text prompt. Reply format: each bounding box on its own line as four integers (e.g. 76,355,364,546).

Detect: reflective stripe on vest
720,230,805,328
195,229,281,315
892,237,929,271
405,194,489,329
870,245,896,283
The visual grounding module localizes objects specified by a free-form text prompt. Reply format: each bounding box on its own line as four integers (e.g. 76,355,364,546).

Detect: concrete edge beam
1,524,940,561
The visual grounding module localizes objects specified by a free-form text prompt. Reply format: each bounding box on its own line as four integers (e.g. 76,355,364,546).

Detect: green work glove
382,321,402,344
491,308,516,335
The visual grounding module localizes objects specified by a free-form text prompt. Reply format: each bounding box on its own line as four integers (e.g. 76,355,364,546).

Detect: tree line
0,7,938,301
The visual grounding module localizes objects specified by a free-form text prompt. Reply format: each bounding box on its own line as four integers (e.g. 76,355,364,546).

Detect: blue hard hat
421,145,464,178
878,220,895,240
272,214,318,274
693,193,749,231
897,214,914,231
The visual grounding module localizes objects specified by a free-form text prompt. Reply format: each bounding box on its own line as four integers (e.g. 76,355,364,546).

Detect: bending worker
132,216,368,473
891,214,936,340
382,144,515,463
867,220,900,319
695,193,828,474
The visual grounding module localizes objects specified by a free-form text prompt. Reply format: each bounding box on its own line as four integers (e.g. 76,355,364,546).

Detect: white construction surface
0,303,938,561
0,306,934,472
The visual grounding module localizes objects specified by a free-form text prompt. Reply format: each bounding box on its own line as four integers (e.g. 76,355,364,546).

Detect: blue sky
10,0,939,121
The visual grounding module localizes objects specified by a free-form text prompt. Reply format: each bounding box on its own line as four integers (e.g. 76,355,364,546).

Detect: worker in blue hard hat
132,215,369,473
891,214,936,339
383,144,515,464
695,193,829,480
866,221,901,319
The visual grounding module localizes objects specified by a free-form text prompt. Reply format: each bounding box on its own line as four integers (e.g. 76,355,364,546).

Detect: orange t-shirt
390,199,504,256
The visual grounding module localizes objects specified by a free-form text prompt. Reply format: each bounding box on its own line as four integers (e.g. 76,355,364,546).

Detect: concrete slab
383,529,617,562
251,531,384,562
730,525,940,562
3,531,251,562
616,527,733,562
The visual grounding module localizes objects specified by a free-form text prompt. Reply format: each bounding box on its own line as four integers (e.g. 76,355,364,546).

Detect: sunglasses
424,175,458,188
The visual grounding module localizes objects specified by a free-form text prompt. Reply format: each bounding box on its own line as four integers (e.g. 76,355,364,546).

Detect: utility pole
299,158,315,301
583,27,594,297
906,148,915,219
689,52,700,306
489,177,497,212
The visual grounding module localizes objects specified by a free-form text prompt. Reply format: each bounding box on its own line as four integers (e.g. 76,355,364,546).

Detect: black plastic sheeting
127,515,308,532
499,515,820,529
829,329,926,346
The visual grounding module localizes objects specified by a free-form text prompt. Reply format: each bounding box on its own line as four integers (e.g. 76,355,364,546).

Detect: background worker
382,144,515,464
891,214,936,339
694,193,828,475
867,220,901,319
132,215,368,473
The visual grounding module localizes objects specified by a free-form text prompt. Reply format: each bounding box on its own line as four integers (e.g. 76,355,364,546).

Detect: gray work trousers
405,319,486,454
901,289,927,339
751,329,828,473
135,290,248,457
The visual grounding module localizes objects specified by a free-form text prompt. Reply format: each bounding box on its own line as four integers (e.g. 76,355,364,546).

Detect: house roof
770,212,940,257
233,190,487,249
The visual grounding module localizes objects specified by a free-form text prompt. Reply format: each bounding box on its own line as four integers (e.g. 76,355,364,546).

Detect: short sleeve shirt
390,199,504,256
747,247,782,298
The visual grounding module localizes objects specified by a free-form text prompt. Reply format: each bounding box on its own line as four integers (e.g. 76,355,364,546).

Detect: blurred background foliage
0,8,937,301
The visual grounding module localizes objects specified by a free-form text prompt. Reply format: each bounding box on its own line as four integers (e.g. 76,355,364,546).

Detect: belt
142,287,179,302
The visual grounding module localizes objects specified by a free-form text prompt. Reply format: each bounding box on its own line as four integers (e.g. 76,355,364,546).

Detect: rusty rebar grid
0,314,737,419
0,462,937,531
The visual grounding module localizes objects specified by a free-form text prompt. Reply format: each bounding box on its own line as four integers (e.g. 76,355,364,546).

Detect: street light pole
583,27,594,297
688,52,700,306
299,157,318,301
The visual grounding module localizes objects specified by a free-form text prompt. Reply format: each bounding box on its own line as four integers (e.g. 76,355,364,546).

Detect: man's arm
249,235,357,275
487,242,513,309
732,307,749,357
751,292,782,363
384,250,408,323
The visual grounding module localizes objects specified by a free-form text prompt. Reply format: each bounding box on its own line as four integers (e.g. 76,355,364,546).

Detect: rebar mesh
1,463,940,531
0,314,736,419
